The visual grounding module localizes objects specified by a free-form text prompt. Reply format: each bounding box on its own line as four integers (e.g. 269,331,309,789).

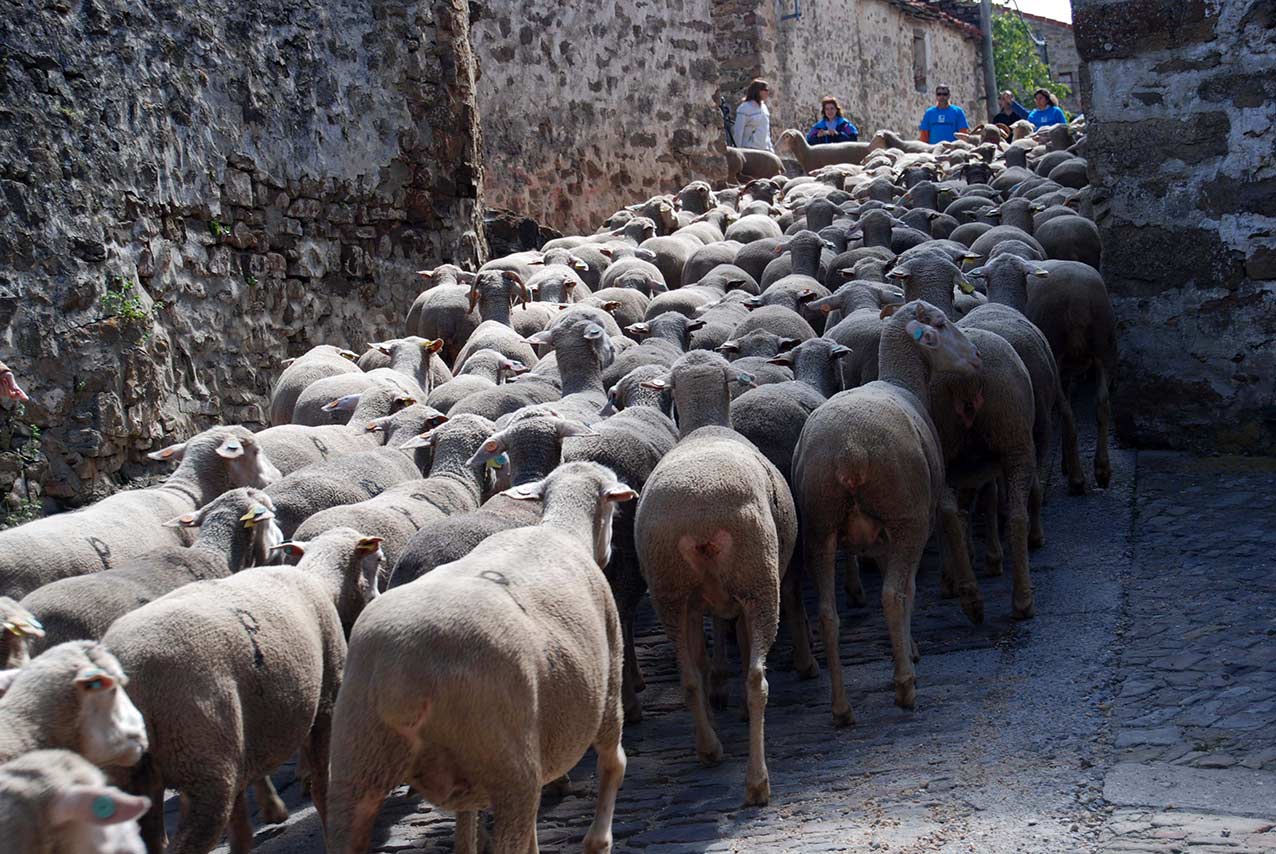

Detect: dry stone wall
716,0,984,147
0,0,486,507
471,0,726,235
1073,0,1275,453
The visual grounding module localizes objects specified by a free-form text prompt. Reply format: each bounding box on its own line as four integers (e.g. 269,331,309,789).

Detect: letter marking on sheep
87,537,112,570
232,608,266,669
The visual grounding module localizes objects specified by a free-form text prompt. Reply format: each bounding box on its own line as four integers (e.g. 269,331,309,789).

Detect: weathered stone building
1018,10,1084,113
0,0,486,505
470,0,726,235
1074,0,1275,454
716,0,986,146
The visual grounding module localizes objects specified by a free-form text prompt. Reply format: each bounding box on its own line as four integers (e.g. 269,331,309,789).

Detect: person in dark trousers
806,96,859,145
992,90,1030,126
918,85,969,144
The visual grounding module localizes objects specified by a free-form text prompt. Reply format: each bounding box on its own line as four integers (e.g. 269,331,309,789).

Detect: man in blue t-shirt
918,85,969,144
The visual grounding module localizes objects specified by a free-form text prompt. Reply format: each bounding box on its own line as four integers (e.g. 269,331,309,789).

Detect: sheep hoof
831,705,855,728
623,702,644,725
584,832,614,854
260,799,290,825
983,558,1004,578
1013,599,1036,620
1029,529,1046,549
1068,477,1087,496
745,775,771,807
910,640,921,664
793,658,820,680
1095,462,1111,489
544,774,573,799
697,739,724,766
894,678,917,711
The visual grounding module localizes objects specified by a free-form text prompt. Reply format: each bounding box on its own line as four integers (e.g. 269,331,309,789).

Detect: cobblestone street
213,427,1276,853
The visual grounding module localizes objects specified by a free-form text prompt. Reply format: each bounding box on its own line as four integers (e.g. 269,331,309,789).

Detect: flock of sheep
0,115,1115,854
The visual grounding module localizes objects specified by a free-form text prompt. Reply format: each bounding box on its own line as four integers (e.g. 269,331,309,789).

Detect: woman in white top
733,79,774,152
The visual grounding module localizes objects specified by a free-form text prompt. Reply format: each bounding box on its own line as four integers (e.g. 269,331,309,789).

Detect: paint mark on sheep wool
87,537,112,570
359,478,384,497
233,608,266,669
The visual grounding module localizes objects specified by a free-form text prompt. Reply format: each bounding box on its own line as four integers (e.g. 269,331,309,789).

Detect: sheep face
72,650,148,767
0,597,43,670
45,784,150,854
220,434,282,490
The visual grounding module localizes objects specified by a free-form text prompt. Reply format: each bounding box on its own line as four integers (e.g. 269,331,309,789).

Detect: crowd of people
730,76,1069,153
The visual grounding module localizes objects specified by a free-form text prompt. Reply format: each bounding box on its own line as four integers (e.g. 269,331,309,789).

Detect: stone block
1073,0,1216,60
223,169,254,207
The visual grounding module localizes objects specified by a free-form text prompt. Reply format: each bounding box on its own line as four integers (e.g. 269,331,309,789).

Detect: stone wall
1019,11,1084,113
1073,0,1276,454
471,0,725,235
0,0,486,507
716,0,985,147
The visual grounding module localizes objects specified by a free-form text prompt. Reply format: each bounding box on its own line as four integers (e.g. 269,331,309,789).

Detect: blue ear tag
912,326,925,341
91,794,117,820
486,452,509,470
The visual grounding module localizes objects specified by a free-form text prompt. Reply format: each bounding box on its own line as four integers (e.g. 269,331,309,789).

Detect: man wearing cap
918,86,969,144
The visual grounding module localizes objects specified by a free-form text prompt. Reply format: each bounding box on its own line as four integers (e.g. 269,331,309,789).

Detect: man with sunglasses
918,86,969,144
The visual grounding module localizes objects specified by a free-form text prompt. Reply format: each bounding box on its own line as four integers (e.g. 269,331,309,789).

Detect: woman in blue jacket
1027,88,1068,128
806,96,859,145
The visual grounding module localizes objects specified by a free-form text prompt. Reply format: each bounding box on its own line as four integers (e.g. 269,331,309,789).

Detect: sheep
717,327,799,361
634,350,797,805
254,383,421,476
0,426,279,600
387,413,590,589
724,214,784,244
363,336,454,391
602,365,674,416
791,300,981,721
1012,257,1117,492
682,241,741,286
809,280,906,387
451,270,540,372
0,596,42,669
624,196,680,235
268,345,360,426
598,255,667,295
639,234,701,290
868,129,936,155
585,287,651,332
726,145,783,181
967,224,1047,260
19,489,282,653
291,370,417,427
779,128,872,172
677,180,716,215
0,641,147,766
264,447,424,539
604,312,697,389
0,749,151,854
1034,214,1102,270
426,350,528,413
405,265,479,364
324,462,633,854
444,371,561,424
292,415,495,569
731,303,818,344
518,310,617,425
103,526,382,854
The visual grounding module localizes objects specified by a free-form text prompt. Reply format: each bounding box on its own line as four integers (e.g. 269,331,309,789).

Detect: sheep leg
324,718,408,854
938,489,984,625
742,601,777,807
229,789,253,854
620,616,643,724
781,560,818,679
807,529,852,727
456,811,480,854
1005,462,1036,619
252,776,289,824
583,732,626,853
842,554,867,608
1058,374,1086,494
167,777,236,854
1094,363,1112,488
303,708,333,828
133,758,167,854
1029,472,1045,549
881,550,921,711
669,600,722,764
974,483,1003,576
489,782,541,854
709,617,732,710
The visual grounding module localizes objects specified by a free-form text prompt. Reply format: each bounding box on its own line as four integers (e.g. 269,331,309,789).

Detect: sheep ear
572,258,589,271
625,322,650,335
421,339,445,353
322,393,362,413
604,484,639,503
582,324,604,340
1029,265,1050,278
686,318,706,332
796,289,818,304
777,337,800,352
416,269,434,279
735,372,758,388
467,435,508,468
395,394,418,408
74,667,116,692
716,340,739,353
369,341,394,356
0,669,19,697
215,437,245,459
270,542,306,559
355,536,383,554
956,276,977,295
880,304,901,319
556,420,597,438
503,481,545,501
598,246,614,258
163,511,201,528
640,377,670,391
239,504,275,528
906,320,940,348
600,300,622,313
399,430,436,450
147,441,187,462
524,330,553,346
281,357,298,368
339,349,360,361
830,344,853,359
50,786,151,827
767,352,795,366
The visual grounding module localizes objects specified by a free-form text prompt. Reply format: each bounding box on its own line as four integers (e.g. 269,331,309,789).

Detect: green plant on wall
993,11,1071,109
100,275,154,325
0,405,45,529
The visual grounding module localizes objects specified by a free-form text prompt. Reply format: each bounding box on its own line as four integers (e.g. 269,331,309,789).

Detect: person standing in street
733,79,774,152
992,89,1030,126
806,96,859,145
918,85,969,144
1027,87,1068,128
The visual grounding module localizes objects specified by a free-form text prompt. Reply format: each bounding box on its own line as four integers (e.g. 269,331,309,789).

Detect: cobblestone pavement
206,430,1276,852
